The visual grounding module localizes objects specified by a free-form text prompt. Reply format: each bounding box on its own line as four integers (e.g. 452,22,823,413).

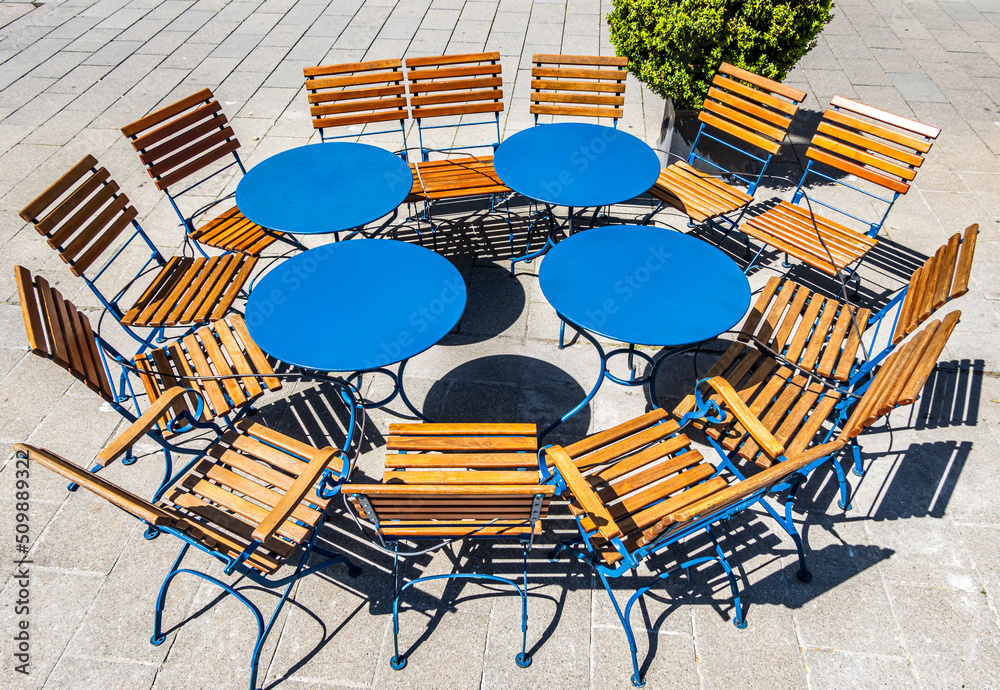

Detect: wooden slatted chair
341,422,551,671
15,386,360,690
19,155,256,349
645,63,806,231
303,58,409,145
741,95,940,279
132,313,282,431
122,89,292,256
673,310,962,509
529,54,628,126
544,313,960,686
403,52,510,214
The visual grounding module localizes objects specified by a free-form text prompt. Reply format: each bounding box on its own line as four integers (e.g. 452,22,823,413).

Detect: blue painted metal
245,240,466,420
536,225,750,437
150,525,361,690
235,143,414,236
495,123,659,208
388,537,533,671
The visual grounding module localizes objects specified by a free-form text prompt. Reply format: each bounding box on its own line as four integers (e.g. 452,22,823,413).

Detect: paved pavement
0,0,999,688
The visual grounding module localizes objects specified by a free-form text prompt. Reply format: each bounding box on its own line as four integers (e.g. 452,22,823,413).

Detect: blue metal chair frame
15,393,363,690
537,406,815,687
385,534,534,670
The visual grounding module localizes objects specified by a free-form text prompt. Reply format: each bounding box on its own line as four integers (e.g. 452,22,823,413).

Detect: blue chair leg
851,440,865,477
598,571,645,687
706,527,745,628
389,543,407,670
759,485,812,583
151,543,189,646
558,319,566,349
831,455,853,511
515,542,532,668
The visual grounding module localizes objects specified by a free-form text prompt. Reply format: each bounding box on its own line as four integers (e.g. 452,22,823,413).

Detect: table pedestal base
540,322,695,440
347,358,432,422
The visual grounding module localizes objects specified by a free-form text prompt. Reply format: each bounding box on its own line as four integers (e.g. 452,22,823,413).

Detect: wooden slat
830,95,940,140
719,62,806,103
121,88,214,138
405,51,500,68
390,422,536,436
532,54,628,67
303,58,402,78
20,155,99,222
698,110,780,155
952,224,978,298
564,409,671,458
385,453,536,469
383,470,540,484
387,436,536,452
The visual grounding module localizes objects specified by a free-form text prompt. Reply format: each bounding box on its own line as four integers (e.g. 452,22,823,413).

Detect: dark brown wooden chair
19,155,255,347
15,386,360,690
303,58,409,144
741,96,940,278
529,54,628,125
646,63,806,229
342,422,550,671
122,89,288,256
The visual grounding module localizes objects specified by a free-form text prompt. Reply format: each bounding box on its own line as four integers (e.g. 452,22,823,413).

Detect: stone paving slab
0,0,998,688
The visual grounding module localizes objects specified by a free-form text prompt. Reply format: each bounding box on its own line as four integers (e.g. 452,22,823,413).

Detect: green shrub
608,0,833,109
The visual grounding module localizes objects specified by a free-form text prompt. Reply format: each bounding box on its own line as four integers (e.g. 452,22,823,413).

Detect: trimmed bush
608,0,833,109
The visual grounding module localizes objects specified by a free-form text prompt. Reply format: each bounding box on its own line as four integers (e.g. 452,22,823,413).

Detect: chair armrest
698,376,786,459
670,440,846,523
547,446,622,541
96,387,197,467
252,447,339,543
15,444,178,527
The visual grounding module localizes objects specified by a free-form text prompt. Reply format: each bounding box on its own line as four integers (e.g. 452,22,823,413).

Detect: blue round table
494,123,660,272
244,240,466,419
236,143,413,238
538,224,751,437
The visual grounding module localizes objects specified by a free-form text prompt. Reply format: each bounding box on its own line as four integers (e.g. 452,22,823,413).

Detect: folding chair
403,52,511,230
19,155,256,350
121,89,299,257
341,422,552,671
741,96,940,281
643,63,805,232
542,313,959,686
692,223,977,405
673,310,962,510
303,58,409,146
529,54,628,127
15,265,288,491
15,386,361,690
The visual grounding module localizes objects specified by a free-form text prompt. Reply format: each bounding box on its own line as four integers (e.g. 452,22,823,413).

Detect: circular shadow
446,263,526,345
423,354,590,444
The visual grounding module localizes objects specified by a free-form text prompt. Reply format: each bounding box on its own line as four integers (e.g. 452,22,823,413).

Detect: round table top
244,240,466,372
539,225,751,347
235,143,413,235
493,122,660,208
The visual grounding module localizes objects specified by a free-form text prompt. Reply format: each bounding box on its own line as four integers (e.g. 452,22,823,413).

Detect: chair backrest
738,275,871,383
798,95,940,222
344,422,550,539
890,224,977,345
302,58,409,144
19,155,152,279
841,310,960,439
15,265,118,404
133,314,282,430
121,89,243,197
529,54,628,125
696,63,806,157
404,52,504,158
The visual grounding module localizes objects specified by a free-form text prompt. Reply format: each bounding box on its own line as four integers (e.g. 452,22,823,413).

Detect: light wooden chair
303,58,409,145
15,386,360,690
19,155,256,349
342,422,551,671
403,52,510,214
645,63,806,232
121,89,295,256
544,312,960,686
741,96,940,280
529,54,628,126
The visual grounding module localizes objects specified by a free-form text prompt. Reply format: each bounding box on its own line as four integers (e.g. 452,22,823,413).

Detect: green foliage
608,0,833,108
